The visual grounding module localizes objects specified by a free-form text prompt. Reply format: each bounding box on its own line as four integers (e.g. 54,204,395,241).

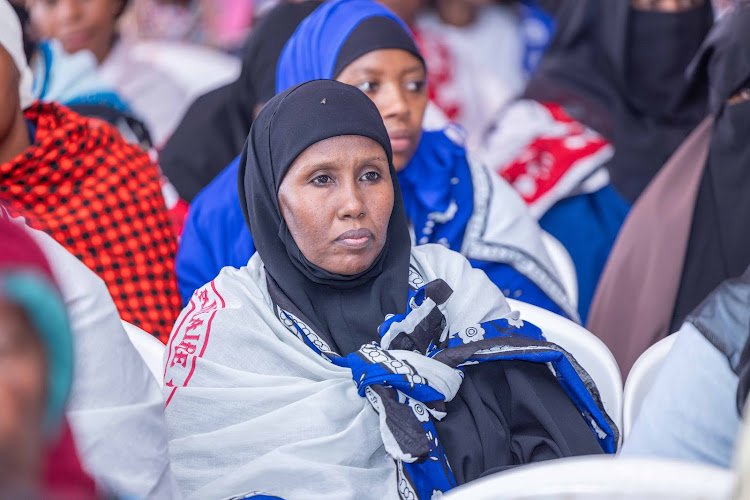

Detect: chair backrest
443,455,733,499
122,320,165,384
507,299,623,444
540,231,578,310
129,41,241,99
622,332,678,439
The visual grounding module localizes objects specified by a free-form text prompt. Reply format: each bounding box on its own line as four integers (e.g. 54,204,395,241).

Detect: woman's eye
357,81,378,93
361,171,381,182
311,175,332,185
406,79,427,93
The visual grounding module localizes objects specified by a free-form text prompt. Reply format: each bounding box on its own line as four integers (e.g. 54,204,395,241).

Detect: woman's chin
321,255,377,276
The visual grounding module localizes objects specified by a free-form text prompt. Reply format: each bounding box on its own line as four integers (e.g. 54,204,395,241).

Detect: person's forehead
296,135,388,161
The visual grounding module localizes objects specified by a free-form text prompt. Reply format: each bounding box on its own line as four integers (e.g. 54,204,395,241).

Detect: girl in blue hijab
176,0,577,322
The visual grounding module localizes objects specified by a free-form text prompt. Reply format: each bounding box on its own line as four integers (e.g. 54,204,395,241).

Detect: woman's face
0,302,46,484
28,0,123,63
278,135,394,276
337,49,428,172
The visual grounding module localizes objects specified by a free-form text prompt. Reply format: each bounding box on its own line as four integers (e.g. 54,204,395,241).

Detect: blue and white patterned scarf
281,267,617,500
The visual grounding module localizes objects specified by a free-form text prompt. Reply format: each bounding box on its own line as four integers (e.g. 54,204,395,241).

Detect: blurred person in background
0,215,98,499
119,0,255,54
0,1,182,342
175,0,577,323
477,0,713,322
414,0,553,149
159,1,322,203
621,267,750,469
26,0,190,146
160,0,447,204
1,206,179,498
589,0,750,375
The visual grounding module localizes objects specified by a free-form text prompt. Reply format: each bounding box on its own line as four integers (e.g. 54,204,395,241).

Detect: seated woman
164,79,616,499
176,0,576,322
476,0,712,321
588,3,750,374
27,0,189,146
0,2,181,342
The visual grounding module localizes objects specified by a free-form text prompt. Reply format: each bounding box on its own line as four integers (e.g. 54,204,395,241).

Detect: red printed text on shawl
164,282,225,407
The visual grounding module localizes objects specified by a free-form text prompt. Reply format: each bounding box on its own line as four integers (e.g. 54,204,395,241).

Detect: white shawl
164,244,514,500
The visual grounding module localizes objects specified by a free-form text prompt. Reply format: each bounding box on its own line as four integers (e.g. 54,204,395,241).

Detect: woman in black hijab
162,79,612,499
527,0,713,202
158,1,322,202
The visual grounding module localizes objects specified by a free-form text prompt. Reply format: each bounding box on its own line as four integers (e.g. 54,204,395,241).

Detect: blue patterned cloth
282,272,617,499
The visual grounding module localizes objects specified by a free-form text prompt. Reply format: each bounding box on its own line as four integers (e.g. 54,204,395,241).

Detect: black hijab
160,1,322,202
671,5,750,331
526,0,713,202
238,79,412,355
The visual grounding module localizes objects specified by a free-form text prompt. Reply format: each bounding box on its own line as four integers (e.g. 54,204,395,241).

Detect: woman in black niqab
527,0,713,202
671,4,750,331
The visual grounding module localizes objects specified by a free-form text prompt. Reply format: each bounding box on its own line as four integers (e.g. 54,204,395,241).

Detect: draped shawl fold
164,245,613,499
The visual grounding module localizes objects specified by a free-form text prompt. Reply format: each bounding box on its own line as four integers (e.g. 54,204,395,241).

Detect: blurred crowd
2,0,750,498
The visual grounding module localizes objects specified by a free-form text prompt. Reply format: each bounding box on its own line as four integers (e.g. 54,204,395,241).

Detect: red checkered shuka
0,102,181,342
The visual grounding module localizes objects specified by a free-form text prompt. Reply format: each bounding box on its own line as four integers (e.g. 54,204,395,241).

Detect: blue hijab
276,0,413,91
276,0,473,253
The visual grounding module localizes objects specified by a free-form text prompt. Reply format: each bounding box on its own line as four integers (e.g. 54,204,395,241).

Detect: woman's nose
378,83,410,121
336,185,366,220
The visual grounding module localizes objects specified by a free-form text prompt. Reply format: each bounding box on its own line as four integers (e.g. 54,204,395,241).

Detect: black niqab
527,1,712,202
671,5,750,331
238,79,412,355
160,1,322,201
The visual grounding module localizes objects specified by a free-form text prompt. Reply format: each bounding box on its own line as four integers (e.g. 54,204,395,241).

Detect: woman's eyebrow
399,65,426,76
352,65,425,78
358,155,388,165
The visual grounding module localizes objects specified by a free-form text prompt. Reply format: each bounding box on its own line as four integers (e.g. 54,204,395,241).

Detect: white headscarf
0,0,34,109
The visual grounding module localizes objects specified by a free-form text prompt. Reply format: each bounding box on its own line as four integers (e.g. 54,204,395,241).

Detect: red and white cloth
478,100,613,219
414,6,522,150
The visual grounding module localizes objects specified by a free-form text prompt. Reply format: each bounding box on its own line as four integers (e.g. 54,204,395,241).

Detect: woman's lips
389,132,414,154
59,31,91,52
335,228,374,249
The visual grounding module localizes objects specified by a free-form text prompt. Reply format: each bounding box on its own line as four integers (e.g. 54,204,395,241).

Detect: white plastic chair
507,299,623,444
444,455,733,499
129,41,241,99
622,333,678,439
540,231,578,310
122,320,165,384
